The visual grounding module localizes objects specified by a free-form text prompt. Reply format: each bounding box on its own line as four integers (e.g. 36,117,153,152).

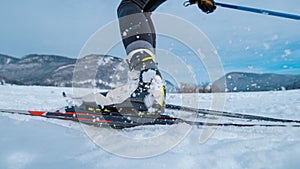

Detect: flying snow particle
123,29,129,37
142,69,156,83
245,26,251,32
263,43,270,50
283,49,291,56
272,35,279,41
213,50,218,55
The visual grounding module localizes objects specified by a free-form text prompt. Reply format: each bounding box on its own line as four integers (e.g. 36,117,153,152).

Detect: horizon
1,52,299,77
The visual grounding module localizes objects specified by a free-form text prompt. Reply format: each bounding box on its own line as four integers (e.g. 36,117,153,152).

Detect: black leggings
117,0,166,52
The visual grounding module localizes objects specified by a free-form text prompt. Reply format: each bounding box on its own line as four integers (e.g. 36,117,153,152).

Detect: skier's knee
117,0,141,18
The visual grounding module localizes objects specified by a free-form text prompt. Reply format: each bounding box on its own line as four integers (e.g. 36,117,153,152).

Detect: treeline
179,82,212,93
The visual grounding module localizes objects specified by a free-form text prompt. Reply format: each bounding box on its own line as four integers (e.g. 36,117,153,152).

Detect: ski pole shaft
215,2,300,21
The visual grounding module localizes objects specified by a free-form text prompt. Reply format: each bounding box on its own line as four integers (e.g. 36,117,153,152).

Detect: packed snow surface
0,85,300,169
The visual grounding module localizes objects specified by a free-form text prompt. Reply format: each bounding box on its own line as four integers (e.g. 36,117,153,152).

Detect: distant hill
0,54,123,88
2,54,299,92
0,54,19,65
0,53,178,92
212,72,300,92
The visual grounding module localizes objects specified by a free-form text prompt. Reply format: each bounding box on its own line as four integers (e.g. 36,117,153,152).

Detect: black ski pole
215,2,300,21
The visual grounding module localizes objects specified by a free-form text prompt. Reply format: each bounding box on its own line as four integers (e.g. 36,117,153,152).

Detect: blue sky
0,0,299,81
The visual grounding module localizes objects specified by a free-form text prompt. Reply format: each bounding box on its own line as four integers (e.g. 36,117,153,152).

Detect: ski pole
215,2,300,21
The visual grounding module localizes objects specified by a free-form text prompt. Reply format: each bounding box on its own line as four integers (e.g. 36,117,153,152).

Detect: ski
165,104,300,124
180,119,300,128
0,107,177,129
62,91,300,124
1,105,300,128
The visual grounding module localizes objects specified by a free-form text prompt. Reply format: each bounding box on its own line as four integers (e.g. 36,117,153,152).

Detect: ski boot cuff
126,49,158,71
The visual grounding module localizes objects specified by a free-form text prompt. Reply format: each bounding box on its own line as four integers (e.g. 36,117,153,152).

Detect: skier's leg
117,0,165,52
144,12,156,49
117,0,155,54
104,0,166,115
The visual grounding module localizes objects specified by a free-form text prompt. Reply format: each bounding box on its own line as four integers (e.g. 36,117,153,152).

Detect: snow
263,43,270,50
142,69,156,83
54,64,75,72
1,85,300,169
283,49,291,57
272,35,279,41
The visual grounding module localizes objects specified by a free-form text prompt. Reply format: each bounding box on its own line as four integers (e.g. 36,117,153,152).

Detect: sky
0,0,299,82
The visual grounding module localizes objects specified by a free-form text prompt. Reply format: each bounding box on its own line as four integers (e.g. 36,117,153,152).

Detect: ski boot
116,49,166,119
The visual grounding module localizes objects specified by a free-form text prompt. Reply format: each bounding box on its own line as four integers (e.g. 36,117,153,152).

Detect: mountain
2,54,298,92
0,54,180,92
0,54,19,66
70,54,125,89
212,72,300,92
0,54,123,88
0,54,75,86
